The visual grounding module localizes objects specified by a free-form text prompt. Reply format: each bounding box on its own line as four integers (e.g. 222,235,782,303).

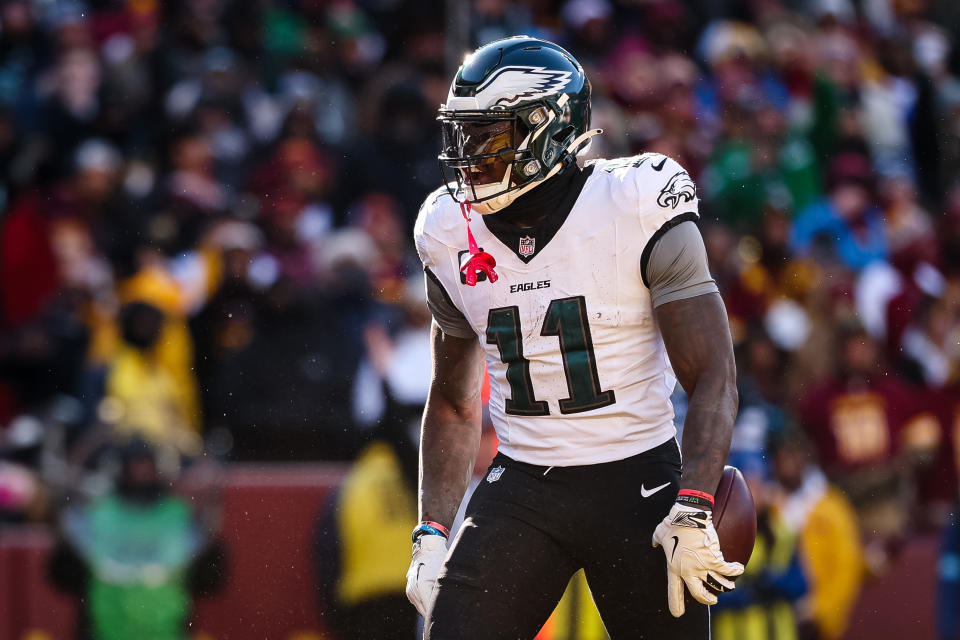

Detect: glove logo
653,503,744,618
670,510,708,529
486,465,505,483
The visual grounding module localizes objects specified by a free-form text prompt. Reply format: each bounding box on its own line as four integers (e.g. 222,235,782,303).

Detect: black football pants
424,438,709,640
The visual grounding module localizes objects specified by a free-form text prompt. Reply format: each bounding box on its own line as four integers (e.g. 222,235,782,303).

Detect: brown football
713,465,757,566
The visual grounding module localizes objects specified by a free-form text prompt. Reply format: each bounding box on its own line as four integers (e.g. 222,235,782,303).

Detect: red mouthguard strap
459,202,498,286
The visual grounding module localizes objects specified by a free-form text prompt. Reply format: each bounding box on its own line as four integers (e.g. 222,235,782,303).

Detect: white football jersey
414,153,700,466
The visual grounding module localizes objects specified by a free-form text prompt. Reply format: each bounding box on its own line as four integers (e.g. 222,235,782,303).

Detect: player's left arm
656,290,737,494
643,220,738,492
646,220,744,616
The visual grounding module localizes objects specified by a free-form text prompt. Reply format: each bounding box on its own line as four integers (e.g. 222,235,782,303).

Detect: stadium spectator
796,323,927,570
790,153,888,272
712,455,808,640
914,374,960,529
771,430,864,640
103,301,200,456
48,439,225,640
352,277,432,434
938,509,960,640
188,220,268,427
0,415,47,526
316,389,419,640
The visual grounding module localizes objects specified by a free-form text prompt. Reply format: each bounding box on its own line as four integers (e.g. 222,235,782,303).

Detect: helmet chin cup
465,164,534,214
470,192,517,214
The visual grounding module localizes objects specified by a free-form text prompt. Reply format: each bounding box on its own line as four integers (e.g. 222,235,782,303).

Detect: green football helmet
439,36,599,214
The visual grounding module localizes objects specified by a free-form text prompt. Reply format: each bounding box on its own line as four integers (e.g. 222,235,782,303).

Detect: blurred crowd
1,0,960,638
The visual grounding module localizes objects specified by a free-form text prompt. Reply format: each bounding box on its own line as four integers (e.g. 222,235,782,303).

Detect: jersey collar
481,163,594,264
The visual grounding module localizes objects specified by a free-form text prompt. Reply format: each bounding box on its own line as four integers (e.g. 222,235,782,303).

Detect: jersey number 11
486,296,616,416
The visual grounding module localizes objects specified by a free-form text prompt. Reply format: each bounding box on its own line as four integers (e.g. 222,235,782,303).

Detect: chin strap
459,202,498,286
565,127,603,160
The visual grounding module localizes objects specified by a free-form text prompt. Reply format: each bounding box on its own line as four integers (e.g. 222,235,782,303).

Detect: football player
406,36,743,639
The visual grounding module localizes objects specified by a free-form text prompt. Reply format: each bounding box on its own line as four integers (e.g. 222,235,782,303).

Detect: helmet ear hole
515,118,530,141
551,125,575,143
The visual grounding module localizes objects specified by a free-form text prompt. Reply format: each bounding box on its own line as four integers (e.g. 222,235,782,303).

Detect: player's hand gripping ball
653,466,755,618
713,466,757,566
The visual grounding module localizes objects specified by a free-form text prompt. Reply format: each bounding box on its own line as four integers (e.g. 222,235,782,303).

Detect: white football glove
405,534,447,617
652,503,745,617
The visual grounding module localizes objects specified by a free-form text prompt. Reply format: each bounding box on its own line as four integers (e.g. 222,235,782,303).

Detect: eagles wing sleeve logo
475,66,573,108
657,171,697,209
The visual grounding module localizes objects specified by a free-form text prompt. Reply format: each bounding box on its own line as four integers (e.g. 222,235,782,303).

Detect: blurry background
0,0,959,639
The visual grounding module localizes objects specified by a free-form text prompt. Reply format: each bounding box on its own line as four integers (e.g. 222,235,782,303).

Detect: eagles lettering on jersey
414,154,699,466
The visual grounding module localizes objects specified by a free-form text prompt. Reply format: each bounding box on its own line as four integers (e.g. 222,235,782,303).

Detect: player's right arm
419,320,485,528
406,193,485,616
411,193,485,529
406,319,484,617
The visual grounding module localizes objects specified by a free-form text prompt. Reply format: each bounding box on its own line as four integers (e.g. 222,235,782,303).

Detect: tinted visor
439,116,531,188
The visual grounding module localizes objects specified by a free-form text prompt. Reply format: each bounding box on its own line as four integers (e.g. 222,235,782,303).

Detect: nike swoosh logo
640,481,671,498
671,536,680,561
652,156,668,171
416,562,425,581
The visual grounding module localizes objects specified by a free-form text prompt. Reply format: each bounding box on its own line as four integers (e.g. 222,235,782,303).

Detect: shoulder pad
589,154,699,232
632,154,698,215
590,153,664,174
424,185,450,209
413,186,463,266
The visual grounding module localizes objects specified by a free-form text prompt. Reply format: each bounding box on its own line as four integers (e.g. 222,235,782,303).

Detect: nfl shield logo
519,236,535,257
486,466,505,483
